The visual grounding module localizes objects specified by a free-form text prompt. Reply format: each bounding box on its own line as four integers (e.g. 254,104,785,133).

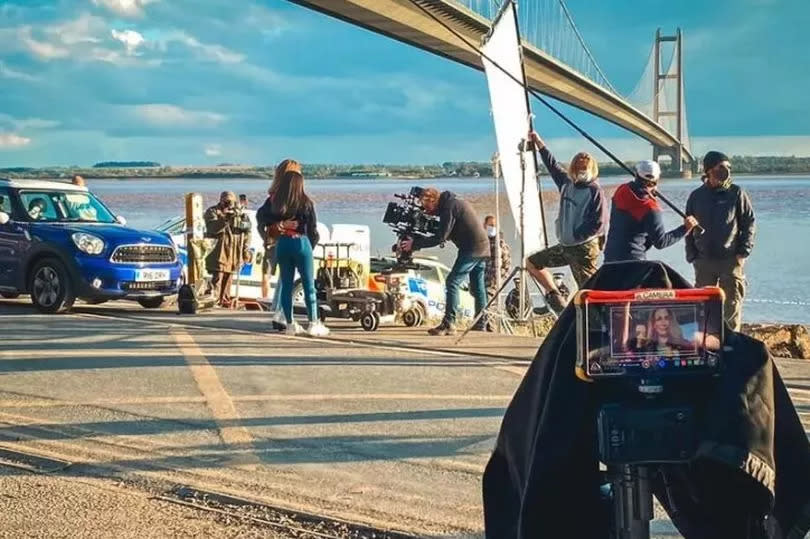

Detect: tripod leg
610,465,653,539
454,266,522,344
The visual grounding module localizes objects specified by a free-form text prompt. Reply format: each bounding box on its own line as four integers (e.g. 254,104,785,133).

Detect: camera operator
204,191,250,307
399,188,489,336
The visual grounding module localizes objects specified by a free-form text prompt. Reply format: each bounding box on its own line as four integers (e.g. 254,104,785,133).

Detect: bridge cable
405,0,694,223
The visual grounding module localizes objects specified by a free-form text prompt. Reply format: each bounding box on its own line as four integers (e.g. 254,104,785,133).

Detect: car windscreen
19,191,116,223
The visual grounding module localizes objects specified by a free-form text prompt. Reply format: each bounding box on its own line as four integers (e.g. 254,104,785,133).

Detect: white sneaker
285,320,304,336
306,321,330,337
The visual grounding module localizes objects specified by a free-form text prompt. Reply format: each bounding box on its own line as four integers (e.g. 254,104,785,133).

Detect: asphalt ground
0,298,807,538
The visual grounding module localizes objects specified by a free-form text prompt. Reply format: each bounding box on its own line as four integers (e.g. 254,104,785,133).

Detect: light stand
456,139,550,343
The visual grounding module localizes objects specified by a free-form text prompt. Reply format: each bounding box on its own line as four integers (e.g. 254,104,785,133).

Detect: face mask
575,171,592,183
487,226,497,238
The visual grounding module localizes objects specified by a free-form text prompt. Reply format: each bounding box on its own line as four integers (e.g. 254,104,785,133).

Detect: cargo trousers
693,257,746,331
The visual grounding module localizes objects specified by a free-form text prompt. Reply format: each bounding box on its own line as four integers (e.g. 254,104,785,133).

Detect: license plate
134,269,170,282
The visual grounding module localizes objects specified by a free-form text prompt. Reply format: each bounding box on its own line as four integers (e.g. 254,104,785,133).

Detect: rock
741,323,810,360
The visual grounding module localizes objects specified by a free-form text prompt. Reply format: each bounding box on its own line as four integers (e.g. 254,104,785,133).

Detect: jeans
444,254,488,325
276,236,317,323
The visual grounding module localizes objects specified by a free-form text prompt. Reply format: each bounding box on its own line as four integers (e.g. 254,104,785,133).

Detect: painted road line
170,328,255,453
0,393,514,409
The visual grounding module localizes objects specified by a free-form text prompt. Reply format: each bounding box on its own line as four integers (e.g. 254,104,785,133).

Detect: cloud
132,104,227,128
204,144,222,157
0,114,61,131
92,0,158,18
19,27,70,60
166,32,245,64
0,60,38,82
0,134,32,149
111,29,145,55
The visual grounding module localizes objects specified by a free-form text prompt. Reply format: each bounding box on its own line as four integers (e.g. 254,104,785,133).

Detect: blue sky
0,0,807,167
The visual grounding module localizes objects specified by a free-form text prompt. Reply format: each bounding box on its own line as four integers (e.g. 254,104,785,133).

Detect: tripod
457,139,555,343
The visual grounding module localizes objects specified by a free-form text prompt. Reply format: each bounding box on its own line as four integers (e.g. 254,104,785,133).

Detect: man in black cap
685,152,756,330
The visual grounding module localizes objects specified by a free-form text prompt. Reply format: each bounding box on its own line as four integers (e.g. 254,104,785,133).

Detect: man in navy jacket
603,160,697,262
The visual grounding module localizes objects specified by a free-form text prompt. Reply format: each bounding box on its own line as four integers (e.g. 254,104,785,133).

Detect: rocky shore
742,323,810,360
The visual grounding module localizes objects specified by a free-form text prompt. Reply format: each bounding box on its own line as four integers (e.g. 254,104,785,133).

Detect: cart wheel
361,312,380,331
403,308,419,327
415,306,425,326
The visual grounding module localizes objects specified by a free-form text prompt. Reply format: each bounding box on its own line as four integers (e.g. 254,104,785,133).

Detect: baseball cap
635,160,661,182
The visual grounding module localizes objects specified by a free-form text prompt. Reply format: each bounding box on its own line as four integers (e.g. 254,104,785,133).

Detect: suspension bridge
286,0,695,174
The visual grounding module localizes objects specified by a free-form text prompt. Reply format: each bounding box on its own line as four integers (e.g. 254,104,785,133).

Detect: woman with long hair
260,169,326,337
258,159,301,320
644,307,692,355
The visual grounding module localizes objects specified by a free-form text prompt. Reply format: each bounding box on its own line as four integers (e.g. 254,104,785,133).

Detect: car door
0,188,26,289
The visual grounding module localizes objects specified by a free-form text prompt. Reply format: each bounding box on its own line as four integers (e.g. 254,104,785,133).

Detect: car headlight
71,232,105,255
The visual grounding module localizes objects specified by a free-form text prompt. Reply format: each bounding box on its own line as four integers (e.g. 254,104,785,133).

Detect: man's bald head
72,175,86,187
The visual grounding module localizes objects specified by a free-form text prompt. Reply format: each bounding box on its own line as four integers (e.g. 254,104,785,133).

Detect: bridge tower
652,28,690,177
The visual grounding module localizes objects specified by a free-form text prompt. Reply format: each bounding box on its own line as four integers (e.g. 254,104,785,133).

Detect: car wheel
29,258,75,314
0,291,20,299
403,308,420,327
138,297,165,309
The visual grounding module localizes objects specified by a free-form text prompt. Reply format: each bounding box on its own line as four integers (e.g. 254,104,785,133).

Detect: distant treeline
2,155,810,180
93,161,161,168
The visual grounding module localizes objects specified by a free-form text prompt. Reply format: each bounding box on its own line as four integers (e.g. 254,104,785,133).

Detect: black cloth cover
483,260,810,539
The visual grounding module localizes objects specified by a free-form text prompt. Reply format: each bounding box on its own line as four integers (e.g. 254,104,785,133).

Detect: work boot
545,290,567,315
428,321,456,336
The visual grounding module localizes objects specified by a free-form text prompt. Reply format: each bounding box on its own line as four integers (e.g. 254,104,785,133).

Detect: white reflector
481,2,544,257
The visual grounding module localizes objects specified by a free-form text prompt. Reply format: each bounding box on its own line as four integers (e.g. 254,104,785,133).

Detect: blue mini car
0,178,182,313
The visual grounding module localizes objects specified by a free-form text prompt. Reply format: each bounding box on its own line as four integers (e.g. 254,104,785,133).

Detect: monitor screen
576,288,724,379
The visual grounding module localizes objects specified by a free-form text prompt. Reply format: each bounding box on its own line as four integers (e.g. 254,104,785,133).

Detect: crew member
603,160,697,262
483,215,511,302
399,188,489,336
685,151,756,330
526,131,608,313
204,191,250,307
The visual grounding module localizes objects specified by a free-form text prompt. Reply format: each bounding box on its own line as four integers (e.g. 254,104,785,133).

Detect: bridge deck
287,0,694,163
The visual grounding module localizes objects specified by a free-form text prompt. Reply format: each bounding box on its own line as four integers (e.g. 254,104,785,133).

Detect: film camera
574,287,725,538
382,186,440,265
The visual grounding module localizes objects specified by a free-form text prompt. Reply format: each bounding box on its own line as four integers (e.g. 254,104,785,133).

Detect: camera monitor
575,288,724,381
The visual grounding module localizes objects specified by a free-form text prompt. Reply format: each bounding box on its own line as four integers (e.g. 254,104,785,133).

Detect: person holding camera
257,169,327,337
526,131,608,314
204,191,250,307
603,160,698,262
685,151,755,331
399,188,489,336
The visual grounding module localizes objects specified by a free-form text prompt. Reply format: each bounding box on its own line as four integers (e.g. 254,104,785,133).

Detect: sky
0,0,808,167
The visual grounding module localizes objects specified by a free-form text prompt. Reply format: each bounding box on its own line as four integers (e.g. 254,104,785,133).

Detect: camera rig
574,287,725,538
381,186,440,266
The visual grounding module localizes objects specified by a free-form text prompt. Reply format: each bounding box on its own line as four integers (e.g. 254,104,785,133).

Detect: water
86,175,810,324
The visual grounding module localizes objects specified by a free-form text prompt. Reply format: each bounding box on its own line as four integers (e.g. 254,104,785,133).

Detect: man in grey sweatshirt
686,151,756,330
526,132,608,313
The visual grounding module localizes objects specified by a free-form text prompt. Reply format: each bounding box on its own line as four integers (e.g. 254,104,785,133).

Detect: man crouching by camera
204,191,251,307
399,188,490,336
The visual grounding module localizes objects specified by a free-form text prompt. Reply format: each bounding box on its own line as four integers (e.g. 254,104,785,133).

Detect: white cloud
132,104,227,128
92,0,158,18
19,27,70,60
111,29,145,55
204,144,222,157
0,134,32,149
0,115,60,131
0,60,38,82
171,33,245,64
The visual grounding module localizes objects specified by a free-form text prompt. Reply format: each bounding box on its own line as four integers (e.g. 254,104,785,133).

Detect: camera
573,287,725,537
382,186,440,265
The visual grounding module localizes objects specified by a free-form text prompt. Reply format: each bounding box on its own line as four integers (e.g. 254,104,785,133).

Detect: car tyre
29,258,75,314
138,297,165,309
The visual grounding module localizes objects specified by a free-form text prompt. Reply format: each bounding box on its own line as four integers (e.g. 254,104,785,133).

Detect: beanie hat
703,151,729,172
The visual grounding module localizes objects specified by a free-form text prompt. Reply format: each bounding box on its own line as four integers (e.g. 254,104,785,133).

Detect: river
85,175,810,324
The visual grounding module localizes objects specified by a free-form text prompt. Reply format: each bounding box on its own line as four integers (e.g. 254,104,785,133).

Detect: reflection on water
86,175,810,324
